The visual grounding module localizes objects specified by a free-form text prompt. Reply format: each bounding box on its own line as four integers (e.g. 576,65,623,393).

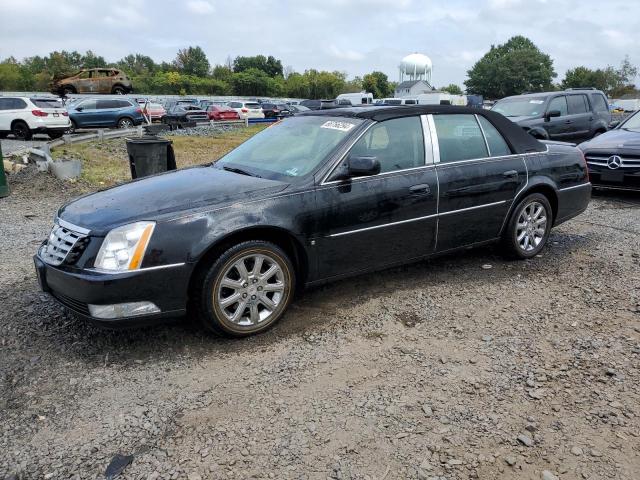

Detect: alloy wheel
118,118,133,129
215,253,287,327
515,201,547,252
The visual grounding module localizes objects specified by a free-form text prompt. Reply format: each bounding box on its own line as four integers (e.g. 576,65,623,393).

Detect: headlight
94,222,155,271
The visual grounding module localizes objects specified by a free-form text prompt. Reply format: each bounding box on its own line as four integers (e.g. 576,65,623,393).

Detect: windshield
31,98,63,108
621,111,640,130
492,97,547,117
215,116,363,181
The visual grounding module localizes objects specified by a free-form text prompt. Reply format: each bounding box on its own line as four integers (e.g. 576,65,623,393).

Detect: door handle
409,184,431,195
564,120,572,124
502,170,518,179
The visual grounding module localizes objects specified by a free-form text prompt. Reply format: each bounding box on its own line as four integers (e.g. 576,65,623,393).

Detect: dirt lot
1,164,639,480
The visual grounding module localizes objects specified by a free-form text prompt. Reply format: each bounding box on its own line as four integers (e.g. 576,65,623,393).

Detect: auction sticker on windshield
321,120,356,132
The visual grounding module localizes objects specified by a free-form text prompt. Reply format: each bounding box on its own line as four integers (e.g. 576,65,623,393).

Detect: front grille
51,290,91,316
40,223,88,266
586,153,640,169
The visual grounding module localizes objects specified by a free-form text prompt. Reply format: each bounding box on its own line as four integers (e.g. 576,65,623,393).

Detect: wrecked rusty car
50,68,133,96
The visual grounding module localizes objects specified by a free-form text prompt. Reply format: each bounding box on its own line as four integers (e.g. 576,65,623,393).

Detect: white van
415,92,466,106
335,92,374,106
376,98,418,105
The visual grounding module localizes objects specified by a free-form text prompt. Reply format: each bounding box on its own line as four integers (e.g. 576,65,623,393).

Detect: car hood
579,129,640,150
58,166,289,234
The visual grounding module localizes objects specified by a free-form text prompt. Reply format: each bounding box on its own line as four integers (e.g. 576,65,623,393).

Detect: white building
394,80,433,98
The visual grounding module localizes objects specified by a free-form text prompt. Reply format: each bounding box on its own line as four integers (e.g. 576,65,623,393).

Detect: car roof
502,90,606,100
300,105,547,154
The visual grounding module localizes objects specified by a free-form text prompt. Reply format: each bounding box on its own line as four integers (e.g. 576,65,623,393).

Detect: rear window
404,99,417,105
433,114,488,163
30,98,63,109
245,103,261,109
228,102,242,108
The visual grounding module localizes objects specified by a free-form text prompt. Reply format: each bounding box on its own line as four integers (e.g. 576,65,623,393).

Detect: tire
117,117,134,129
502,193,553,259
48,131,64,139
190,240,296,337
67,120,77,134
11,121,32,140
112,86,126,95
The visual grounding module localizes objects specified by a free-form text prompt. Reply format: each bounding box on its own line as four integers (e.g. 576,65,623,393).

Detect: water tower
399,53,432,86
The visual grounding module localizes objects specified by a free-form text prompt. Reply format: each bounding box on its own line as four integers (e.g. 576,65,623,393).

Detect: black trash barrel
126,136,176,179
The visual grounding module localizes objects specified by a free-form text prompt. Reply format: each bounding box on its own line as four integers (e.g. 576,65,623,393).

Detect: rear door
432,113,527,252
544,95,570,140
316,115,439,278
565,94,591,140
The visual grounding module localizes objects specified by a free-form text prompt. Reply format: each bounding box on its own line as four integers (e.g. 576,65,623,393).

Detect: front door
544,95,570,140
430,113,528,252
315,116,438,279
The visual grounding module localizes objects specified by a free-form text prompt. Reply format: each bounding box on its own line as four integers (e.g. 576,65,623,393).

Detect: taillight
241,108,248,113
62,112,69,116
136,107,142,113
32,109,48,117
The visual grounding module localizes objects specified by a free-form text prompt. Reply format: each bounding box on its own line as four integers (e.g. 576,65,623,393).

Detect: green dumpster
0,143,8,198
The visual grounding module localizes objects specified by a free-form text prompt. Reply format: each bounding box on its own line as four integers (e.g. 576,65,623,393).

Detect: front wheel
191,241,296,337
502,193,553,259
112,86,126,95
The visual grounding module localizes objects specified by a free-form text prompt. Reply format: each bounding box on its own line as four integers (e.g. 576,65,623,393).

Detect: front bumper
588,168,640,191
34,254,191,328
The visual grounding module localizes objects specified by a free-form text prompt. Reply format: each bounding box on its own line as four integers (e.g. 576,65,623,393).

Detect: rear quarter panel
525,144,591,224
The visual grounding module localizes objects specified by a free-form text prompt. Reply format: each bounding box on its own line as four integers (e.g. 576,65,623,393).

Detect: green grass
51,125,266,188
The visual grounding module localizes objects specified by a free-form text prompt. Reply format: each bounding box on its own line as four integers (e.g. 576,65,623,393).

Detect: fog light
88,302,160,319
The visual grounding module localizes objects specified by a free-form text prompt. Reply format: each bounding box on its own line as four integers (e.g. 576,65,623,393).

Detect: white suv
0,96,71,140
227,101,265,120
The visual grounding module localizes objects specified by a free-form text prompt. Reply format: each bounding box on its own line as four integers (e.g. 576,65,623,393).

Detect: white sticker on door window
321,120,356,132
529,100,544,104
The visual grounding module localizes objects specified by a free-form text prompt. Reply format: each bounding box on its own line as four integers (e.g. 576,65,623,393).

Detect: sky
0,0,638,87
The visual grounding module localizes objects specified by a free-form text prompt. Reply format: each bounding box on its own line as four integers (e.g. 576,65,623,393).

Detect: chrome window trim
321,115,429,186
426,114,440,163
328,200,506,238
420,114,435,165
321,164,436,187
475,114,492,156
87,262,186,274
56,218,91,235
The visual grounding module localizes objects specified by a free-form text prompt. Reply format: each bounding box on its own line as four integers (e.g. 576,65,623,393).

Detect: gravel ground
1,167,639,480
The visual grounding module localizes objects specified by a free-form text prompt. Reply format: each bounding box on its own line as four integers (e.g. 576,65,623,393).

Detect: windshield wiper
222,165,261,178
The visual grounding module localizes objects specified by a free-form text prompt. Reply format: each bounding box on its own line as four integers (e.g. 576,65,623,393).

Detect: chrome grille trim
40,222,88,266
586,154,640,169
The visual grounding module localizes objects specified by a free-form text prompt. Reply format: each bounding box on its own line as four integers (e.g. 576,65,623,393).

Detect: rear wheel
502,193,553,259
67,120,77,134
62,86,76,95
117,117,134,129
11,121,32,140
191,240,295,337
112,85,126,95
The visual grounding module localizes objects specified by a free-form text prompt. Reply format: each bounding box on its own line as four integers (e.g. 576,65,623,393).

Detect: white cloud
186,0,215,14
328,45,365,61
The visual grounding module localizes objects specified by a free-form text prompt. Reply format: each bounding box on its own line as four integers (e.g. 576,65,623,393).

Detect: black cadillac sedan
579,110,640,191
34,106,591,337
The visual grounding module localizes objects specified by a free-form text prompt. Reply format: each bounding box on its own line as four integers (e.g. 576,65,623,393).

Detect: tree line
0,40,637,99
464,36,637,99
0,47,398,99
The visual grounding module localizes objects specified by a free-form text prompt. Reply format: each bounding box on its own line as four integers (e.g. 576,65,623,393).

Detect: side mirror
545,109,561,120
609,120,620,129
75,107,83,112
347,155,380,177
